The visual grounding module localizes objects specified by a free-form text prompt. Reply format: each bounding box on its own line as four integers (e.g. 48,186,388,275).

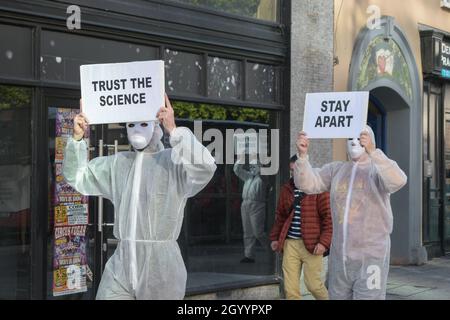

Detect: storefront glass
41,31,158,84
170,103,278,292
0,85,32,299
92,101,279,294
170,0,279,22
0,25,32,79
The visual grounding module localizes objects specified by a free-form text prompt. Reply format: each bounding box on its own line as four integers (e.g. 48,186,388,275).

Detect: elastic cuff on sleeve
169,127,194,147
297,153,309,161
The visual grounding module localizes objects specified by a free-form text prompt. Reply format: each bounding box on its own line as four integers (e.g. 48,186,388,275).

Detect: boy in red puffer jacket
270,155,332,300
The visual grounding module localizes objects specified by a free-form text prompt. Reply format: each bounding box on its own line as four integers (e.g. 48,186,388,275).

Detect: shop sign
441,41,450,79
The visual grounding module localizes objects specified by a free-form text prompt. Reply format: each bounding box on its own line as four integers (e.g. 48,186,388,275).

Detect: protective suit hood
249,164,261,176
347,125,376,161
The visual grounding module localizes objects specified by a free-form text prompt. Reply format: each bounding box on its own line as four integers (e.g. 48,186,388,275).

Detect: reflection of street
0,245,30,299
185,241,275,294
0,165,31,213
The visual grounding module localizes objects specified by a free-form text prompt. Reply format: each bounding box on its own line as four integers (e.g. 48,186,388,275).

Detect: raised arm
293,132,342,194
233,160,253,182
169,127,217,197
63,138,114,199
62,111,114,199
370,150,407,194
360,130,407,194
158,94,216,197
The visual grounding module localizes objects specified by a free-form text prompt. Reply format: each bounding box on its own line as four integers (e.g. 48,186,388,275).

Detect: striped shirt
287,189,304,239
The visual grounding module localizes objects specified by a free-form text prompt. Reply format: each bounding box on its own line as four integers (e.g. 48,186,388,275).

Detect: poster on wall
53,226,88,296
53,109,89,225
52,108,90,296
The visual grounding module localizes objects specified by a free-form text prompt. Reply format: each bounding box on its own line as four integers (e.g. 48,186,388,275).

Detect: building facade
333,0,450,264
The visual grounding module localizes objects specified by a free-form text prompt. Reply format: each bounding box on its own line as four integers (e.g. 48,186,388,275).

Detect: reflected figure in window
233,159,270,263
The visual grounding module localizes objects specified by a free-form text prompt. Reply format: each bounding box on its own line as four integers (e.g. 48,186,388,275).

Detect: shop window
171,101,278,292
41,31,158,84
164,49,203,96
170,0,279,22
0,85,32,299
207,56,241,100
0,24,32,79
246,62,278,103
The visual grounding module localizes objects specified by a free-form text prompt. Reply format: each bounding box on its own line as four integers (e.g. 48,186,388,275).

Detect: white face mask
127,121,155,151
347,138,365,160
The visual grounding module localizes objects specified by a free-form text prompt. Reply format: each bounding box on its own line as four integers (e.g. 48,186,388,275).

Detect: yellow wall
333,0,450,160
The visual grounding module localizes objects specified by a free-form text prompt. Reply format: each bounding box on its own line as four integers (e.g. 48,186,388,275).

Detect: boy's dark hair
290,154,298,163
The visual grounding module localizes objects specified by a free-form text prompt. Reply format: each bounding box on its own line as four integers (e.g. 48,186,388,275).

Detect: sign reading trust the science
80,60,164,125
303,91,369,139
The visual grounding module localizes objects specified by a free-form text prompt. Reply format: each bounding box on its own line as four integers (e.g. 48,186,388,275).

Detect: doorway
423,81,445,258
443,84,450,254
368,95,386,152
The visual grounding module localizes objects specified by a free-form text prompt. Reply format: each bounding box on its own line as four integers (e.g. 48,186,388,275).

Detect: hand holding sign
360,130,375,155
156,94,177,135
73,100,89,141
296,131,309,158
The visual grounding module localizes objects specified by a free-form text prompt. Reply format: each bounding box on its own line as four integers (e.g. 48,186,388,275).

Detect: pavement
299,255,450,300
386,255,450,300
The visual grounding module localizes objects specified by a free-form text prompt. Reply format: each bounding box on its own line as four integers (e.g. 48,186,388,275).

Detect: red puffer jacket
269,179,332,255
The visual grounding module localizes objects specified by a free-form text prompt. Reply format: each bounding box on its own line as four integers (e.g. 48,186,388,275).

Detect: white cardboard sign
302,91,369,139
80,60,164,125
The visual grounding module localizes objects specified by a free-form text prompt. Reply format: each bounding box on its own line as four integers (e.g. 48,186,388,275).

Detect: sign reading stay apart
80,60,164,124
302,91,369,139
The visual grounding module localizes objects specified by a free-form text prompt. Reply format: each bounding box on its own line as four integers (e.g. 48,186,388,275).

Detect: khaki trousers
282,239,329,300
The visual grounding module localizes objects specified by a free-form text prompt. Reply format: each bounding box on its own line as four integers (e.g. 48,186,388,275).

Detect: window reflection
0,25,32,79
170,0,279,22
41,31,158,84
0,86,32,299
165,49,203,95
246,62,278,103
172,101,277,292
208,56,241,100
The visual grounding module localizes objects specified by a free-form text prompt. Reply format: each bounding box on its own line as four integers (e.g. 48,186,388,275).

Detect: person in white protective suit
233,160,270,263
63,95,216,300
294,125,407,300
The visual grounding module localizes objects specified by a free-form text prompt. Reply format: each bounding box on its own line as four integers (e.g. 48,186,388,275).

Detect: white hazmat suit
63,122,216,299
294,126,407,300
233,161,270,260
